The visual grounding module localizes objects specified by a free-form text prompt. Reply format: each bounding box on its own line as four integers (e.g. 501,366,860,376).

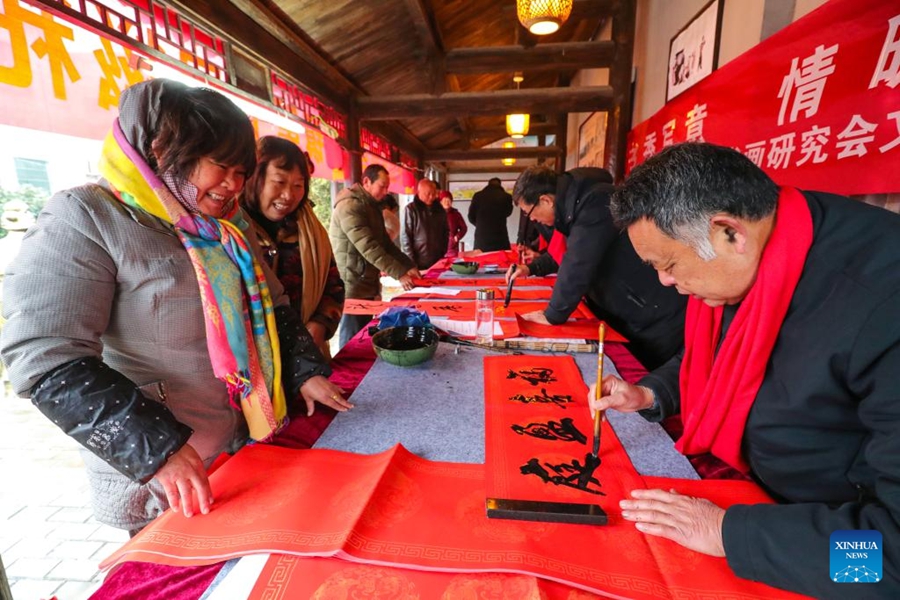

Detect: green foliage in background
0,185,49,239
0,185,48,216
308,177,333,228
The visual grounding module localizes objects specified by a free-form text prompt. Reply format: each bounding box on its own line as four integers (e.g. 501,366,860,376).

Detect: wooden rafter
401,0,472,143
445,41,615,74
357,86,613,120
424,146,563,161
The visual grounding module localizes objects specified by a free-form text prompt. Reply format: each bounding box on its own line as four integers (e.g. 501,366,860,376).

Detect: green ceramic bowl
450,261,479,275
371,326,439,367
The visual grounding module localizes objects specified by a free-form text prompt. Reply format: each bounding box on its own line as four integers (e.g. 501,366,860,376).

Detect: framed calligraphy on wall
576,112,607,168
667,0,724,101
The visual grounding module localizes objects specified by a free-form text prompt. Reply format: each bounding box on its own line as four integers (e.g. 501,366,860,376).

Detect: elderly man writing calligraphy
590,143,900,598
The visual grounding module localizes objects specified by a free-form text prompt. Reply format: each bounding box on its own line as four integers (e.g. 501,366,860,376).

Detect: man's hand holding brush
588,377,657,418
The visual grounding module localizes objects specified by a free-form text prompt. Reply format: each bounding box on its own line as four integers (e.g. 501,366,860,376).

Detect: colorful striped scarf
98,120,287,441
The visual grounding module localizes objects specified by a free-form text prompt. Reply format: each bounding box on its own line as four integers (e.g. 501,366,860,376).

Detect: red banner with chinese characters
0,0,353,181
625,0,900,195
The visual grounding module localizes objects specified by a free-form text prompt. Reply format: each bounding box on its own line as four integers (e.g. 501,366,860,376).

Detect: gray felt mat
314,343,698,479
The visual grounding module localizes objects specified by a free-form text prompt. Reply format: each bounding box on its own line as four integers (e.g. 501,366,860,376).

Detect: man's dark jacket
640,190,900,599
528,168,686,369
468,182,513,251
402,197,449,270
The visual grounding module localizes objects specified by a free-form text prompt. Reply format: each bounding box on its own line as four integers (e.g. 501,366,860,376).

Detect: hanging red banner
625,0,900,195
361,151,416,195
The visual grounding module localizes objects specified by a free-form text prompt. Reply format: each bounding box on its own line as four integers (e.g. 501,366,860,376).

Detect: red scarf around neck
676,187,813,473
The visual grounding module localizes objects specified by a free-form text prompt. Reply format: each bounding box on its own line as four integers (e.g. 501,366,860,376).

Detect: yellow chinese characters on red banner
1,0,145,139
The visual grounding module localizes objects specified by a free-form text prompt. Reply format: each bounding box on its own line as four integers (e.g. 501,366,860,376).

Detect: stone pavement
1,387,127,600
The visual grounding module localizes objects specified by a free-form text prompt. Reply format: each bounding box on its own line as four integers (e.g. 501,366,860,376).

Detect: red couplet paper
515,314,628,342
413,276,559,288
342,298,405,315
409,300,592,319
485,355,626,505
458,249,518,268
398,287,554,301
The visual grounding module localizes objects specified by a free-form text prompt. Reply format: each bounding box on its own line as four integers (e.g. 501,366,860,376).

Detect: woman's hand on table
620,488,726,557
505,263,530,285
153,443,213,519
299,374,353,416
588,376,655,418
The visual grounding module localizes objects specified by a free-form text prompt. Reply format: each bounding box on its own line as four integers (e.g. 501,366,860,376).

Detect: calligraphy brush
591,323,607,459
504,272,515,308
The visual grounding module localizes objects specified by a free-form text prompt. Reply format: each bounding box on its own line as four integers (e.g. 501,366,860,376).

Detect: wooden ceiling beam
364,121,427,157
503,0,615,19
357,86,613,120
445,165,531,174
401,0,446,93
425,146,563,161
401,0,472,146
470,123,559,138
445,41,615,74
191,0,363,102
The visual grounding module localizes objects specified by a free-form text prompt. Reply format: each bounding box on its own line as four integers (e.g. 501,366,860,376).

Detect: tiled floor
1,385,127,600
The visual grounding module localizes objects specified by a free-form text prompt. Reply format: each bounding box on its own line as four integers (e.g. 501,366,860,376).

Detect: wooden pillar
330,180,342,206
346,106,362,185
604,0,637,182
555,114,568,174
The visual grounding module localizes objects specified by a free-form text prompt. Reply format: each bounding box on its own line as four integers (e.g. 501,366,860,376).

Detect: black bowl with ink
450,261,479,275
372,326,439,367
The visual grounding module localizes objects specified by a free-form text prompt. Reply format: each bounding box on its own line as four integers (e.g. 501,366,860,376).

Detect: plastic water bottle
475,289,495,345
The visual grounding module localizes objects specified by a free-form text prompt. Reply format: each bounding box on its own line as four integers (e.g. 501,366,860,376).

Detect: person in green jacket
329,164,418,348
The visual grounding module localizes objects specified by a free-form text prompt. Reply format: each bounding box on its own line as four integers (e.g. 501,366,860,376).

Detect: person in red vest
591,142,900,599
440,190,467,256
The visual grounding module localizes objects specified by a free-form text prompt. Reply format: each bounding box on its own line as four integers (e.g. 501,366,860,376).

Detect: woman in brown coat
241,136,345,359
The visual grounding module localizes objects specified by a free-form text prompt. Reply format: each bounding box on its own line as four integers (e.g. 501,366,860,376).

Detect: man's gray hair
611,143,779,259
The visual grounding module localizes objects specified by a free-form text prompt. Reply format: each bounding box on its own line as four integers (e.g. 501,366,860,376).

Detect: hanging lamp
502,141,517,166
517,0,573,36
506,72,530,138
506,113,530,138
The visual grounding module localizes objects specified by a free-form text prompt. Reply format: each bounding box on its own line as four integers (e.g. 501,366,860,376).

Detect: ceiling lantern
502,141,516,166
506,113,530,138
517,0,573,36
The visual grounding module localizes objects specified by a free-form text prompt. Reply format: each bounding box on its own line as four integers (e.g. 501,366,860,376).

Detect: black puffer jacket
639,190,900,599
30,305,329,484
528,168,686,369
